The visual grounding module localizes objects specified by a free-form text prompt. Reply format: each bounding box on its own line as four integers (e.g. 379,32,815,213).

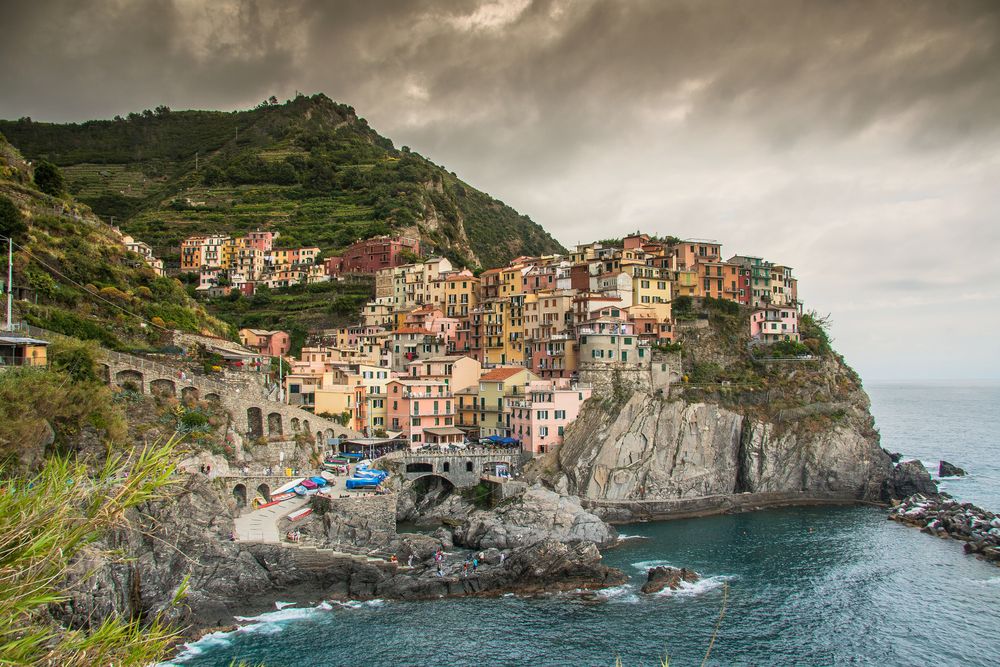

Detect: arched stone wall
267,412,283,436
233,483,247,508
150,378,176,397
181,386,199,402
406,462,434,473
247,408,264,439
115,369,144,392
256,483,271,503
205,392,221,402
291,417,300,432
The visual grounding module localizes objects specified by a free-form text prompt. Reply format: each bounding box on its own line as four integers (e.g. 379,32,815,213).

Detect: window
624,337,632,345
558,426,564,436
411,417,421,426
555,410,566,419
539,426,549,436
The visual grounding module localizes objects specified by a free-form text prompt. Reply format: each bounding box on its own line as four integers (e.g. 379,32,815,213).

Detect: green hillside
1,94,566,269
0,133,231,350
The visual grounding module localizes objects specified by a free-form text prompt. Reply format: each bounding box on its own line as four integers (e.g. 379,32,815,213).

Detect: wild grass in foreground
0,438,185,666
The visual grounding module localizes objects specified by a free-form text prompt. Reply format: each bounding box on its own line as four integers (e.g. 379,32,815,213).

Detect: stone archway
181,386,199,403
233,483,247,508
115,369,144,392
205,392,221,402
441,461,451,473
267,412,283,436
247,407,263,439
324,428,335,444
316,431,323,447
256,483,271,503
150,378,176,397
291,417,300,432
406,462,434,474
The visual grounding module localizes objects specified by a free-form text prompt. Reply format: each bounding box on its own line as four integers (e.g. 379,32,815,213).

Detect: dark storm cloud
2,0,998,145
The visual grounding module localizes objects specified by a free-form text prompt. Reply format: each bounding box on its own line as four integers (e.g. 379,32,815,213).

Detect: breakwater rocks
889,495,1000,565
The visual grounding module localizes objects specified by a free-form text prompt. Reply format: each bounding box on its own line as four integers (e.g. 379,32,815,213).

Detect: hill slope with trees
0,132,231,350
1,94,566,269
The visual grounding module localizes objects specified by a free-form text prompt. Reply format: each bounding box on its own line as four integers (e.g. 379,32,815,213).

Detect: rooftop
480,367,529,381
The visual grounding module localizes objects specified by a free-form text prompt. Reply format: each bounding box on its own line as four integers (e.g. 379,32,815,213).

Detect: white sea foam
274,600,296,610
631,559,674,571
334,598,386,610
231,604,329,636
616,533,650,541
595,583,641,604
157,630,233,665
654,575,736,598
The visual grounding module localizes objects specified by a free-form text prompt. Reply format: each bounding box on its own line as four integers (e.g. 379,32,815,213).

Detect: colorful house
507,379,592,455
750,306,800,343
386,379,458,447
477,366,540,438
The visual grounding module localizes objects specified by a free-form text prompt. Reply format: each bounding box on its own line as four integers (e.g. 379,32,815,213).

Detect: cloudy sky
2,0,999,382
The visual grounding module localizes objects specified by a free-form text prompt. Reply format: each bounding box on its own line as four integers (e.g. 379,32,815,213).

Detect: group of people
285,530,301,543
429,548,505,577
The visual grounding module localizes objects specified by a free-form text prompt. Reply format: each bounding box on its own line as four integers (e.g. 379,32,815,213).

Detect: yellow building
477,366,539,437
443,274,479,318
455,386,479,433
628,265,672,321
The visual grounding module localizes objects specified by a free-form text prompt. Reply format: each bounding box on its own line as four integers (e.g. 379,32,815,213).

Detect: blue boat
293,485,308,496
309,476,328,487
346,477,379,490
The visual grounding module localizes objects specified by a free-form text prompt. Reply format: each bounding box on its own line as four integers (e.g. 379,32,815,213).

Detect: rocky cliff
546,307,893,519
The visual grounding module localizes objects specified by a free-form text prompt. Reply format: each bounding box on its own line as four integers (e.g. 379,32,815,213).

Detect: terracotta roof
480,367,527,381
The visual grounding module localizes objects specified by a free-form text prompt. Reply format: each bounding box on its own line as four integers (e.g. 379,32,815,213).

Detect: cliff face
551,313,891,512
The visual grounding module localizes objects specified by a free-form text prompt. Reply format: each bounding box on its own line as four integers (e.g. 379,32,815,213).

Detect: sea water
165,384,1000,667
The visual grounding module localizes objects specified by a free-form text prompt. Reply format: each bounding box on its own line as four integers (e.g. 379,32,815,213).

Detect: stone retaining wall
310,493,398,547
582,491,871,523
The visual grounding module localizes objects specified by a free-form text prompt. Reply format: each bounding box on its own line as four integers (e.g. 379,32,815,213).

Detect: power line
0,232,168,331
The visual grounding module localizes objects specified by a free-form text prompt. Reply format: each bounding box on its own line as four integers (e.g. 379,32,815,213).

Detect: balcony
403,391,454,399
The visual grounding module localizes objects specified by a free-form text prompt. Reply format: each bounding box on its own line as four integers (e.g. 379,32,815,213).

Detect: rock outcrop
640,566,699,594
883,460,939,501
454,485,618,550
57,476,623,635
939,460,967,478
554,378,889,509
889,494,1000,566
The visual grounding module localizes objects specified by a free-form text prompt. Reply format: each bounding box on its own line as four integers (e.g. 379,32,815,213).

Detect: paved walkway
234,495,310,542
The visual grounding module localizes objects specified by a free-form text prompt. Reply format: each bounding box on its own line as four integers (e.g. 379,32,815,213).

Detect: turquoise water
169,384,1000,667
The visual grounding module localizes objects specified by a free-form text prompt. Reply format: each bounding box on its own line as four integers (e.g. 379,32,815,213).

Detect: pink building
749,306,800,343
386,379,461,447
507,379,592,455
239,328,291,356
245,230,279,253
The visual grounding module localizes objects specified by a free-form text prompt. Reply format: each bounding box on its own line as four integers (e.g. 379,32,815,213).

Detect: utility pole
5,236,12,331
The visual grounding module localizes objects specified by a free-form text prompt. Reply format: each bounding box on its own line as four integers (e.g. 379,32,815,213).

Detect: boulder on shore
939,460,967,478
455,485,617,550
883,459,938,501
640,566,700,594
